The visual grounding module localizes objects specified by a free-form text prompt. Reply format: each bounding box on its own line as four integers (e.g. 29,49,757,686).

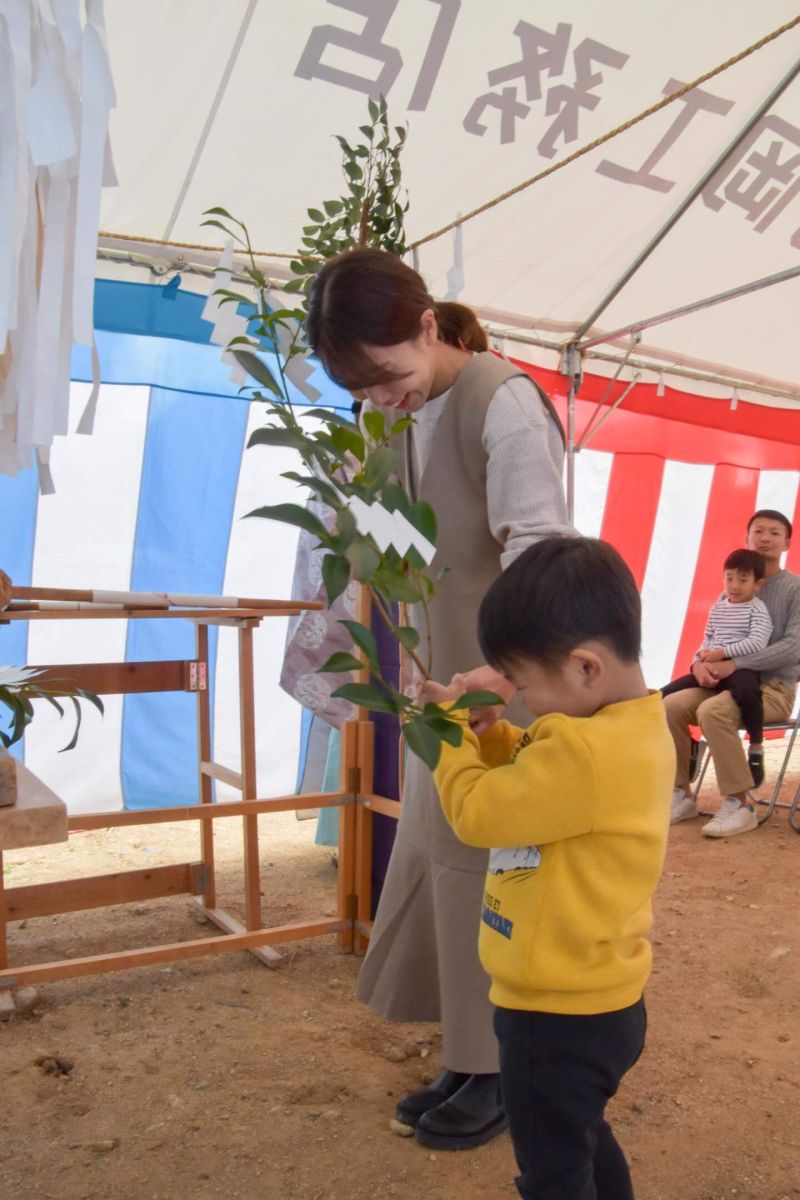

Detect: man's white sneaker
670,789,698,824
701,797,758,838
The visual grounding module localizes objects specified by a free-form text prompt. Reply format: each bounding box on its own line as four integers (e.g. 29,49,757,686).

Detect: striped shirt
697,594,772,659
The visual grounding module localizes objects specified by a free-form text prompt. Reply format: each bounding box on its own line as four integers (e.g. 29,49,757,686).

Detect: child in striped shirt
661,549,772,786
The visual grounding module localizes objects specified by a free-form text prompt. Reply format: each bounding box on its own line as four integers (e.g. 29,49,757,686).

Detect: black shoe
415,1072,506,1150
748,749,764,788
395,1069,470,1128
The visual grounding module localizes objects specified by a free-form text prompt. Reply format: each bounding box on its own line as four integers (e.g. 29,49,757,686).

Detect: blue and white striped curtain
0,278,351,814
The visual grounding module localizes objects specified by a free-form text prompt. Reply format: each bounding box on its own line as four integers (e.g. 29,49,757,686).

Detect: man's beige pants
663,677,795,796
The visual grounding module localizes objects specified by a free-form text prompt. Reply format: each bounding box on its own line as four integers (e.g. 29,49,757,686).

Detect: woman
307,249,571,1151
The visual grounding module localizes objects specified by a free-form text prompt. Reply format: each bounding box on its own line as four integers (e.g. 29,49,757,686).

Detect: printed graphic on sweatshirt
488,845,542,877
482,888,513,939
510,730,532,762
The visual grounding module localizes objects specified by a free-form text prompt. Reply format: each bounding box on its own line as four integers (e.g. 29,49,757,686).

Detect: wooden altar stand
0,588,400,1002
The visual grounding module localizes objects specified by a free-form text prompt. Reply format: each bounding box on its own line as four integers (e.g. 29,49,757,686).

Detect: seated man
666,509,800,838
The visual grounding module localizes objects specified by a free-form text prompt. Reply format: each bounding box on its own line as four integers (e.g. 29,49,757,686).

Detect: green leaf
395,625,420,652
371,565,422,604
322,553,350,604
307,207,325,222
247,426,309,452
340,619,379,670
231,350,282,396
407,500,437,544
318,652,364,674
346,539,381,583
245,503,329,539
363,444,399,492
388,415,414,436
421,715,465,748
448,690,505,710
333,506,358,552
402,717,441,769
203,205,236,221
303,407,354,430
362,409,385,441
380,483,411,516
323,199,343,216
281,471,341,508
330,424,366,461
331,683,399,714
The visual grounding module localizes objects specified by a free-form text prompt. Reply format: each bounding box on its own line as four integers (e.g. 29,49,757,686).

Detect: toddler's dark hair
478,536,641,669
723,548,766,580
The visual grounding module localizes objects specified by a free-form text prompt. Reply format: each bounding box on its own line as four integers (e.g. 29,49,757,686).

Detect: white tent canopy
100,1,800,403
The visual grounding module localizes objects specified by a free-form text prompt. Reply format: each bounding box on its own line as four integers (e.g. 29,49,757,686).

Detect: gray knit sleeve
483,376,574,569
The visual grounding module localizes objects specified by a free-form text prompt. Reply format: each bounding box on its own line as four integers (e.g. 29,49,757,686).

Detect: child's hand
419,674,468,708
460,666,515,735
703,647,726,663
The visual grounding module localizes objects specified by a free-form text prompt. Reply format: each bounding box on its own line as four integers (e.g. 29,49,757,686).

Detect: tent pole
566,376,576,523
579,264,800,351
561,344,582,524
572,56,800,342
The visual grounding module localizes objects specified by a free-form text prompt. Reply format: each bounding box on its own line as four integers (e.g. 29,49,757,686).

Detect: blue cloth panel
121,386,248,809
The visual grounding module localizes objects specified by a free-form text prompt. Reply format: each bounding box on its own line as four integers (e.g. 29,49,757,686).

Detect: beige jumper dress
356,353,565,1073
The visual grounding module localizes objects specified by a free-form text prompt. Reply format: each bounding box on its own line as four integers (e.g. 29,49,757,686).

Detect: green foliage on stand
202,102,500,769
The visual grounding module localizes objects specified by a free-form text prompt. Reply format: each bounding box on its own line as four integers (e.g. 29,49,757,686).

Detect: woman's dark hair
478,536,641,669
723,548,766,580
307,247,436,391
747,508,792,539
435,301,488,352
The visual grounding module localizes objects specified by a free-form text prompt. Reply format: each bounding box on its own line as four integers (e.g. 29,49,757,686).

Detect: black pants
661,667,764,742
494,1000,646,1200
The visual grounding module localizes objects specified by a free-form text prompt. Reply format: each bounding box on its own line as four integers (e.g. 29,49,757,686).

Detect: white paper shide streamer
0,0,116,482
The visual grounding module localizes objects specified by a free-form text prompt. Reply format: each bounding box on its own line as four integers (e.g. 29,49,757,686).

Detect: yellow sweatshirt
433,691,674,1015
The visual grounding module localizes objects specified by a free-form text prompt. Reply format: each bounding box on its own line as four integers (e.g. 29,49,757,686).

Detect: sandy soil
2,748,800,1200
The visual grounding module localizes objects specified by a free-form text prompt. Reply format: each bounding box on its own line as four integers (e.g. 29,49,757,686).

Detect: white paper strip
0,0,116,482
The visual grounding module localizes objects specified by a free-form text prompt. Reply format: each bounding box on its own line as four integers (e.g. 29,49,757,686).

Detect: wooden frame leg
238,623,262,930
337,721,358,953
195,624,216,908
0,850,7,971
354,720,374,955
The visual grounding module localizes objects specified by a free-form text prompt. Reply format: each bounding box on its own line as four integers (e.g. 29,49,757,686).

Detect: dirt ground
2,747,800,1200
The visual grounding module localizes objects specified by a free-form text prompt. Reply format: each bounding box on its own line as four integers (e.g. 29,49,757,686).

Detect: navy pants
494,999,646,1200
661,667,764,743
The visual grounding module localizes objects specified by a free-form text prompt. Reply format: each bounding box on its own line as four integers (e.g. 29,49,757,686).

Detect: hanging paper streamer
0,0,116,484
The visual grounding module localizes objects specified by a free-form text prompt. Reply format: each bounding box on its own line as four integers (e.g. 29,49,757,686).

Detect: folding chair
692,710,800,829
